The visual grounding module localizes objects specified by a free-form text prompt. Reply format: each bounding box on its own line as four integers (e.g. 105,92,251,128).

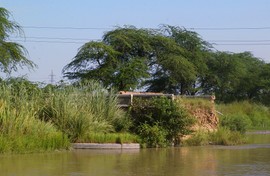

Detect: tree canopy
0,7,35,74
63,25,270,104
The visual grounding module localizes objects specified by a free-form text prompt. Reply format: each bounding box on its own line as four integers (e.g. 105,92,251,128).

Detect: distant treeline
63,25,270,104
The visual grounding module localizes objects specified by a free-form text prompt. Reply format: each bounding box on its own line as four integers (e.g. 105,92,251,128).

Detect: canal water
1,133,270,176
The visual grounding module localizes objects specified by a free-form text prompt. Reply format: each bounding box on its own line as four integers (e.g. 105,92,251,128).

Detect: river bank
1,133,269,176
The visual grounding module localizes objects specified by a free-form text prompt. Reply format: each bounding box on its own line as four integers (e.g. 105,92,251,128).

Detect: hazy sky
1,0,270,83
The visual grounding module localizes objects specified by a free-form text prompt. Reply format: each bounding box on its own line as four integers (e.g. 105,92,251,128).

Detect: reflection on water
1,134,270,176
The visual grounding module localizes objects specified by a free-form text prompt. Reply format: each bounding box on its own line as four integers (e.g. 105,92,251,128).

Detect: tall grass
0,79,129,153
217,101,270,130
182,128,246,146
0,80,69,153
38,81,127,142
178,97,213,111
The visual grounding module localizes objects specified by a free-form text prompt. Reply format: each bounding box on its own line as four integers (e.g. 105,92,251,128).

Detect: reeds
0,79,128,153
0,80,69,153
39,81,127,142
182,128,246,146
217,101,270,130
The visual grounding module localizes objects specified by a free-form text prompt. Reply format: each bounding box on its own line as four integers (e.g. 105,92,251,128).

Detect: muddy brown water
1,133,270,176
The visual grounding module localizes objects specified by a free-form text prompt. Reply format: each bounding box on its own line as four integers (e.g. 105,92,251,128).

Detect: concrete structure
72,143,140,149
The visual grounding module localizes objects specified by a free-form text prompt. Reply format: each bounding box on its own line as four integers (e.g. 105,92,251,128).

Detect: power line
209,40,270,43
21,25,270,31
11,39,270,46
12,36,270,43
188,27,270,30
22,26,113,30
214,43,270,46
11,36,100,41
12,39,86,44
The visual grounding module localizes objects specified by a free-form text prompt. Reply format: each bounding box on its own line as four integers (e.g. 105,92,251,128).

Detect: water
1,134,270,176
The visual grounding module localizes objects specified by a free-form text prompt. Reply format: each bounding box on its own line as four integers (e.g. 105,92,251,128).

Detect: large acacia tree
0,7,35,74
63,27,153,90
63,25,270,104
63,26,208,93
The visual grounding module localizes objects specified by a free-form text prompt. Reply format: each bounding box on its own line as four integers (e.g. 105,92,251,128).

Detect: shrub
220,114,251,134
217,101,270,130
209,127,246,145
130,97,194,147
138,123,168,148
182,131,209,146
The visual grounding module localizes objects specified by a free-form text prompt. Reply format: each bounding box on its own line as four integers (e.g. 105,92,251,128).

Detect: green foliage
220,115,251,134
202,52,269,103
0,7,36,74
182,131,209,146
38,81,127,142
0,78,130,153
183,128,246,146
209,128,246,145
0,80,69,153
130,97,194,147
138,123,168,148
63,25,270,104
63,26,210,94
217,101,270,130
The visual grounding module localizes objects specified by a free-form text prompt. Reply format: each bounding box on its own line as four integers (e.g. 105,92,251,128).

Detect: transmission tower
49,70,56,84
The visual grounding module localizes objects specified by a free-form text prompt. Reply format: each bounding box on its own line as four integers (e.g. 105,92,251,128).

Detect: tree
64,26,206,93
201,51,267,103
0,7,35,74
63,27,152,90
146,26,211,95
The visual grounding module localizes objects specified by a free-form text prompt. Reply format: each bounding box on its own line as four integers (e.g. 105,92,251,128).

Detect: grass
0,80,70,153
182,128,247,146
217,101,270,130
78,133,139,144
39,81,127,142
0,79,129,153
177,97,214,111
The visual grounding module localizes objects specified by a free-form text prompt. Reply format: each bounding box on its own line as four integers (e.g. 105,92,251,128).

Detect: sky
1,0,270,83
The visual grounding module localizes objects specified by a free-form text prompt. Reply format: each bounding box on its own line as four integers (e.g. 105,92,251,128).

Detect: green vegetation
39,81,127,142
1,7,269,152
130,97,194,147
0,79,69,153
0,79,132,153
183,128,247,146
0,7,36,74
63,26,270,106
79,133,138,144
178,97,214,111
217,101,270,130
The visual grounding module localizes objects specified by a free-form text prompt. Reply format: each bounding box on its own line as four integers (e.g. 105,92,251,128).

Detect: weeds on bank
183,128,247,146
0,80,69,153
217,101,270,130
0,79,129,153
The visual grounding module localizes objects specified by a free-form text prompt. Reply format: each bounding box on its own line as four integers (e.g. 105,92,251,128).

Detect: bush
217,101,270,130
209,127,246,145
138,123,168,148
182,131,209,146
130,97,194,147
220,114,251,134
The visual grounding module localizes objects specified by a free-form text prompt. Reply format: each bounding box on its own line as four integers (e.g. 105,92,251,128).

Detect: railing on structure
117,93,215,108
117,93,175,108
